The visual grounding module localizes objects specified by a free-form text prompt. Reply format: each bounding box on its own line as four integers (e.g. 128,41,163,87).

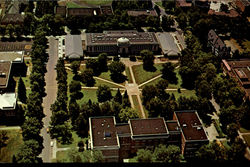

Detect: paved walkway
121,58,146,118
94,76,125,88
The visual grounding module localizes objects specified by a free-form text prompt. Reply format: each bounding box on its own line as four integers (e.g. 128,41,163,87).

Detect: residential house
207,29,231,57
1,0,24,25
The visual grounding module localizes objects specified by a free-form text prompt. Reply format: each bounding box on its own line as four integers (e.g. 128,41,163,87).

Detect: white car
50,141,54,147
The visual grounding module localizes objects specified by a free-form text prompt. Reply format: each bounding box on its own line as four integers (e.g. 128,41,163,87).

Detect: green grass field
76,89,118,106
140,69,182,89
243,134,250,147
132,64,162,85
131,95,141,118
125,67,133,83
57,131,81,149
98,71,112,82
66,1,84,8
155,1,164,8
240,127,250,133
0,129,23,162
67,70,123,88
82,0,112,5
166,90,196,99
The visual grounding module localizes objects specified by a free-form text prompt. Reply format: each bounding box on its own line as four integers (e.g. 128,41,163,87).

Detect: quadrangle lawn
166,90,196,99
0,129,23,163
132,64,163,85
76,89,119,107
139,69,182,89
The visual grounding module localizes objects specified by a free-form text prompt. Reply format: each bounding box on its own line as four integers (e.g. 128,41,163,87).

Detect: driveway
40,37,58,162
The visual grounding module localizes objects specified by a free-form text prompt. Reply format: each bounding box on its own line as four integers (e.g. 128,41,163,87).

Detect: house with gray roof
208,29,231,57
65,34,83,59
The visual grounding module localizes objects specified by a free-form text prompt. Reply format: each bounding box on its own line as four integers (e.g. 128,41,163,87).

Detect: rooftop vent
107,125,110,128
104,132,111,137
183,124,187,128
0,73,6,77
197,127,201,130
101,123,104,127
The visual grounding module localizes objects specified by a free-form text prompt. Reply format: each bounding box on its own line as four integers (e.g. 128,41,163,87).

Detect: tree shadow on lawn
111,73,127,83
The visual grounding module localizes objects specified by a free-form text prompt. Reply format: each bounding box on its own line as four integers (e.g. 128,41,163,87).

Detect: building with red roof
89,111,208,162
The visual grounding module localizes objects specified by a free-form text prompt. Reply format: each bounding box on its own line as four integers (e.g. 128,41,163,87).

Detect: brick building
222,59,250,100
85,30,159,56
89,110,208,162
173,111,209,158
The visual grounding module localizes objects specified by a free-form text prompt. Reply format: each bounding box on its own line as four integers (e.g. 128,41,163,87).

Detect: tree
122,90,130,108
69,80,81,93
21,117,43,141
226,123,239,143
161,62,177,84
119,107,138,123
97,53,108,72
70,61,80,76
96,85,112,103
135,149,153,162
80,69,95,87
156,79,169,101
16,140,43,163
142,85,157,105
114,88,122,103
68,99,80,126
108,61,126,83
195,80,212,99
6,24,14,39
153,144,182,163
219,105,243,130
86,59,100,76
228,138,246,161
161,15,174,31
229,87,245,107
0,131,8,150
17,77,27,103
140,50,155,71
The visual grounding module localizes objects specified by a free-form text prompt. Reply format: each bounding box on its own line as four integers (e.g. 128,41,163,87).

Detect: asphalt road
40,37,58,162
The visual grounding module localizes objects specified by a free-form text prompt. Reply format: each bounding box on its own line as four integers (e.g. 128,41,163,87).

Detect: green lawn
132,64,162,85
14,76,30,88
166,90,196,99
214,119,226,138
132,95,141,118
140,69,182,89
125,67,133,83
0,129,23,163
67,1,84,8
76,89,118,106
242,134,250,147
56,150,69,162
67,70,123,88
57,131,81,149
98,71,112,82
83,0,112,5
155,1,164,8
240,127,250,133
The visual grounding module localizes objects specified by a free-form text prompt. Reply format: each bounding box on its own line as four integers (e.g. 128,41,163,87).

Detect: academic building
222,59,250,100
85,30,159,56
88,110,209,162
